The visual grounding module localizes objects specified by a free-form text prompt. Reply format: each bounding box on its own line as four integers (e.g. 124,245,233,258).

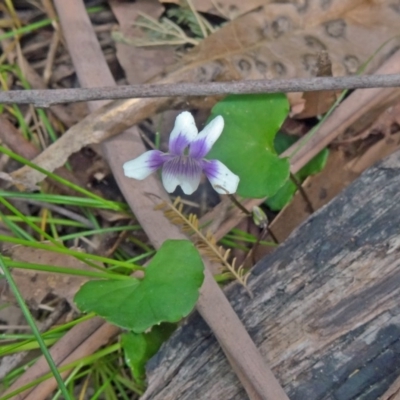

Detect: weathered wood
143,150,400,400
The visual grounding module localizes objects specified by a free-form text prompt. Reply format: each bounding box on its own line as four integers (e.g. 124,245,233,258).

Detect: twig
290,173,314,213
2,74,400,107
43,30,60,85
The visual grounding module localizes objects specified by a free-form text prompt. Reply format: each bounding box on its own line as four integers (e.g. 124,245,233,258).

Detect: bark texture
143,149,400,400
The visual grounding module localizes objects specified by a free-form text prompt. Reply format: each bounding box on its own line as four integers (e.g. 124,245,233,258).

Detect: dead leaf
291,51,340,119
110,0,176,84
1,246,95,310
346,129,400,174
160,0,266,19
337,101,400,145
180,1,400,83
0,115,40,160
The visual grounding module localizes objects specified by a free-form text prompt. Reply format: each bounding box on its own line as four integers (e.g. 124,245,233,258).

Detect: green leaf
207,94,290,198
265,179,297,211
122,323,176,385
266,132,329,211
297,148,329,179
74,240,204,333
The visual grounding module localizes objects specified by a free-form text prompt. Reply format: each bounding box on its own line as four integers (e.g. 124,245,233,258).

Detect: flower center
163,155,202,179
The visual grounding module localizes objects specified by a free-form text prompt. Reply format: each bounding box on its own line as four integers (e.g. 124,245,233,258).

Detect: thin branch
2,74,400,107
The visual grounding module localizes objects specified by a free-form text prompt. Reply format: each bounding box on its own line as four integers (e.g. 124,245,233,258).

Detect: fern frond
156,197,251,292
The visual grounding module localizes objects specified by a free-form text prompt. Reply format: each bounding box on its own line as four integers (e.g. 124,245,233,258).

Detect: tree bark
143,149,400,400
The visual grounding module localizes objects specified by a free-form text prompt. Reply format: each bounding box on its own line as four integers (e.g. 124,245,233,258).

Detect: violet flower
123,112,240,195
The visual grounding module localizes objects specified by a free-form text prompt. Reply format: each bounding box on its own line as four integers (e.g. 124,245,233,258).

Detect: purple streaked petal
169,111,198,155
162,156,202,195
189,115,224,159
123,150,168,180
202,159,239,194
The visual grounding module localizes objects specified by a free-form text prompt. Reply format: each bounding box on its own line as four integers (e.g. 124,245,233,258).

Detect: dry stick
2,74,400,106
3,1,288,400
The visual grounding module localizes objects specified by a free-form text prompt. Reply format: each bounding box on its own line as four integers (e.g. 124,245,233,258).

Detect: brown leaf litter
0,246,94,311
10,0,400,188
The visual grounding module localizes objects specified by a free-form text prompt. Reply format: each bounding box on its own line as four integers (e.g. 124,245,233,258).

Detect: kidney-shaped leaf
74,240,204,333
206,93,290,198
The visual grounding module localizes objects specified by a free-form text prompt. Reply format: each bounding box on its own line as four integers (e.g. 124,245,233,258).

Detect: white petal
169,111,198,155
180,179,199,195
123,150,166,180
161,171,180,193
161,172,201,195
202,159,239,194
161,157,202,195
189,115,224,159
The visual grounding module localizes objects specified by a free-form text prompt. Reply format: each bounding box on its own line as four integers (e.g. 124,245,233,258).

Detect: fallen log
143,149,400,400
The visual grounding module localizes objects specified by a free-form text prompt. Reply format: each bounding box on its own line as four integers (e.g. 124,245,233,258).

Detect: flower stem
290,173,314,214
227,194,251,216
